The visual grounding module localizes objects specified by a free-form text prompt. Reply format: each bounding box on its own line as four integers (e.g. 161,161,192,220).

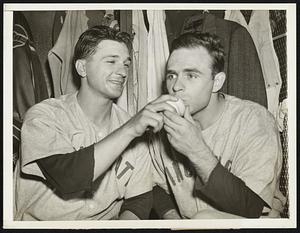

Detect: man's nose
116,65,128,78
172,76,184,93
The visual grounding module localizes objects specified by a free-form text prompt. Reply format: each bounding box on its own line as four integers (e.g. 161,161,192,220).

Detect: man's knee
192,209,243,219
192,209,221,219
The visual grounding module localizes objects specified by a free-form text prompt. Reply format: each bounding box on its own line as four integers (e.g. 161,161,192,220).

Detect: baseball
166,98,186,116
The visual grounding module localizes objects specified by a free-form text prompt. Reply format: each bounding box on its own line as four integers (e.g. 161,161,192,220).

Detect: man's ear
212,72,226,93
75,59,87,78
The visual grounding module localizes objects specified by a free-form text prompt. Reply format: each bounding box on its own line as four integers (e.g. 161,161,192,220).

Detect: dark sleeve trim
152,185,178,219
120,191,153,220
194,162,269,218
37,144,95,195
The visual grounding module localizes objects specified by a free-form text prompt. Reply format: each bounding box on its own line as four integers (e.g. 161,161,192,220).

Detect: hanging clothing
147,10,170,102
224,10,282,118
13,12,49,122
131,10,169,111
48,11,88,97
132,10,148,112
52,11,66,46
13,12,49,170
181,13,267,108
277,98,288,132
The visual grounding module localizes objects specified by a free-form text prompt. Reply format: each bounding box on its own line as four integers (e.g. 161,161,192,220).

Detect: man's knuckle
158,115,163,121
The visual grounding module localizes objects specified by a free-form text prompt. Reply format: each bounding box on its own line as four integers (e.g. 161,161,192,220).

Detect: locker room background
12,10,289,218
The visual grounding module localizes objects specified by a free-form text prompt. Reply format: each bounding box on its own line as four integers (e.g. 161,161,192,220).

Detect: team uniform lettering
166,159,232,185
172,161,184,182
115,156,123,173
117,161,134,179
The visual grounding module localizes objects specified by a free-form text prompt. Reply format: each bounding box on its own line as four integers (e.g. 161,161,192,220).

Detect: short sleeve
124,137,153,199
21,105,75,178
233,108,282,207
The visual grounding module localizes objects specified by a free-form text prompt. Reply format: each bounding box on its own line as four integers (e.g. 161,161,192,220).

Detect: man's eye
187,73,198,79
107,60,116,64
124,63,130,68
166,74,176,80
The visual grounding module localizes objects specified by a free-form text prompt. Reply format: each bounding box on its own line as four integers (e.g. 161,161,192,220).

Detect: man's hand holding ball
166,98,186,116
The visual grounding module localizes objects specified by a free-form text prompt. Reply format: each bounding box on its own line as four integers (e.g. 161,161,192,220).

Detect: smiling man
151,32,285,219
14,25,178,220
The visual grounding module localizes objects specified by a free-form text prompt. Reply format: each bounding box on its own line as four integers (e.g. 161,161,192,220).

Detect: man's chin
108,90,124,100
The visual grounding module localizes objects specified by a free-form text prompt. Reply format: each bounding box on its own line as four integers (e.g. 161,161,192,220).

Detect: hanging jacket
48,11,88,97
224,10,282,119
13,12,49,121
52,11,66,46
181,13,267,108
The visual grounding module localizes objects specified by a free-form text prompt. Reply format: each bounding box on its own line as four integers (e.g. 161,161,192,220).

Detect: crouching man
14,25,178,220
151,32,286,219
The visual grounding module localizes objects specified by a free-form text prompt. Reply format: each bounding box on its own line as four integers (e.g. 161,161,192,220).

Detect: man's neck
193,93,225,130
77,87,113,128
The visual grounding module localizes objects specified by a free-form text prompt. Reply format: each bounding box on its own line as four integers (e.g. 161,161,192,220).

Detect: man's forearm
93,123,136,180
187,144,218,184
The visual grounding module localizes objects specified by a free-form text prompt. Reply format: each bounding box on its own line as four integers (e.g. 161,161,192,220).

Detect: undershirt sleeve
36,144,95,195
152,185,178,218
194,162,270,218
119,191,153,219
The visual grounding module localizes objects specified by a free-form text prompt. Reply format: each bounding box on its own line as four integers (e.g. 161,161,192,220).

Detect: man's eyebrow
166,69,177,74
102,55,119,59
166,68,203,74
183,68,202,74
102,55,131,62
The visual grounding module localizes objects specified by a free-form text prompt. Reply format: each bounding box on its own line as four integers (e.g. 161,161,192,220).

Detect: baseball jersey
14,92,152,220
150,94,283,219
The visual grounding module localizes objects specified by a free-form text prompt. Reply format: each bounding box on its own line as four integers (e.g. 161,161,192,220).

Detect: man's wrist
188,147,219,184
187,140,211,159
120,122,138,141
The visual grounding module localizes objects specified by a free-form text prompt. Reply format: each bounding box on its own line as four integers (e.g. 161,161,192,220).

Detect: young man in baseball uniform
151,32,286,219
14,25,178,220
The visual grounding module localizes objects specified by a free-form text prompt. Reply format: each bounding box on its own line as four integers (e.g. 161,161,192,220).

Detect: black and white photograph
3,3,297,229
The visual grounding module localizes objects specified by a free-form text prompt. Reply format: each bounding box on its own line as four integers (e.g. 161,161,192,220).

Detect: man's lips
174,96,186,103
109,79,125,86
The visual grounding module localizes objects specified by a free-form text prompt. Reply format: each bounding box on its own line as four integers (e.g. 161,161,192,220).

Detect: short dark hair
170,32,225,76
73,25,133,62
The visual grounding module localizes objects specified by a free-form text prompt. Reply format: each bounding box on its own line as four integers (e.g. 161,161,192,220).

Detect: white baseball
166,98,186,116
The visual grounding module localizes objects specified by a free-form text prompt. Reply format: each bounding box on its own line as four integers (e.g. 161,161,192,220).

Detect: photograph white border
3,3,297,229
